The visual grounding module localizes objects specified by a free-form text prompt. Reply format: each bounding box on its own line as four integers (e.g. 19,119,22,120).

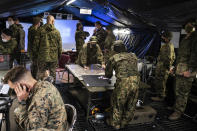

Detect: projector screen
83,26,95,43
6,20,99,51
7,19,79,51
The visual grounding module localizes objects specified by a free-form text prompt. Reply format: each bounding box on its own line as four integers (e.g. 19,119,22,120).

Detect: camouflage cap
113,40,124,46
112,40,126,52
162,31,173,40
33,17,41,25
89,36,97,42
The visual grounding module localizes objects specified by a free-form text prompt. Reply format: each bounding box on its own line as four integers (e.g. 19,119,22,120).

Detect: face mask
8,21,14,26
2,38,8,42
185,25,194,33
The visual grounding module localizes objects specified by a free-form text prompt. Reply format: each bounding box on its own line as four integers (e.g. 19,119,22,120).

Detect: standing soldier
0,29,17,54
151,31,175,101
77,36,105,69
8,17,25,68
28,16,41,78
168,19,197,120
104,26,116,62
105,40,140,129
36,15,62,81
93,21,107,50
75,23,90,59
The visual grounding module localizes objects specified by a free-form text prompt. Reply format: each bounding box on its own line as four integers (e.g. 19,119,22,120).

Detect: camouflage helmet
162,31,173,41
112,40,126,53
89,36,97,43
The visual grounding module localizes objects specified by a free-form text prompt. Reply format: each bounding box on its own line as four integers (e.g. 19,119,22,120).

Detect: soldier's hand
183,71,191,78
84,66,89,70
15,83,30,102
102,64,106,69
169,67,174,74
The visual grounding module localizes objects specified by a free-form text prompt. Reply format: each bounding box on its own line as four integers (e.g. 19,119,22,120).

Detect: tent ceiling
0,0,197,30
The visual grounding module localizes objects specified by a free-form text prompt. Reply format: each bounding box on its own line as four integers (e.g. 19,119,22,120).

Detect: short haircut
8,16,13,20
95,21,102,26
3,66,29,84
2,29,13,37
76,23,82,30
33,17,41,25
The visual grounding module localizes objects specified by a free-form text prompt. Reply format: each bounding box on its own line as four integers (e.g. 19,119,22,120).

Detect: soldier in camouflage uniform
28,17,41,79
75,23,90,59
151,31,175,101
93,21,107,50
0,29,17,55
77,36,105,69
3,66,68,131
8,17,25,68
105,40,140,129
104,26,116,62
36,15,62,81
169,20,197,120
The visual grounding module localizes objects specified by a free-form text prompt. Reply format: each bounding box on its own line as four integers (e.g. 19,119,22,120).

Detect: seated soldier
77,36,105,69
105,40,140,129
0,29,17,55
3,66,68,130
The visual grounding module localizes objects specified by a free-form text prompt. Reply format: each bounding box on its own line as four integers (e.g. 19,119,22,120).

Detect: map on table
82,75,114,87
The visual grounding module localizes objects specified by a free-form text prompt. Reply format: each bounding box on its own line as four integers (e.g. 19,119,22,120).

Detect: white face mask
8,21,14,26
2,38,8,42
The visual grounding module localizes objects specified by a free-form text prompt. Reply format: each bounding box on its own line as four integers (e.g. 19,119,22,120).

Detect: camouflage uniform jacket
75,30,89,53
0,38,17,54
78,43,104,66
176,31,197,75
9,24,25,52
105,52,139,79
104,32,116,51
104,32,116,61
28,25,40,60
15,81,68,130
157,42,175,69
93,27,107,50
35,24,62,62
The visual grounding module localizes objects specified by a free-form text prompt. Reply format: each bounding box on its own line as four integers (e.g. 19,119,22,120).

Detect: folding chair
56,54,70,81
65,104,77,131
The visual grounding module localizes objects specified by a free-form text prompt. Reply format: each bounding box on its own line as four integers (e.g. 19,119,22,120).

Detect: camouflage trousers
154,65,169,97
109,76,140,128
37,62,57,81
31,60,38,79
174,75,193,113
104,51,113,64
9,53,21,68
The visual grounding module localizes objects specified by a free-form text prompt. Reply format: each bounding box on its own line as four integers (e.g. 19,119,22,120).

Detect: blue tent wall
117,28,160,58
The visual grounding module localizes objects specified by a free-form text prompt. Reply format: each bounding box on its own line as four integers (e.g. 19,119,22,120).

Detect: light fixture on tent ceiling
66,0,76,5
113,28,131,35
